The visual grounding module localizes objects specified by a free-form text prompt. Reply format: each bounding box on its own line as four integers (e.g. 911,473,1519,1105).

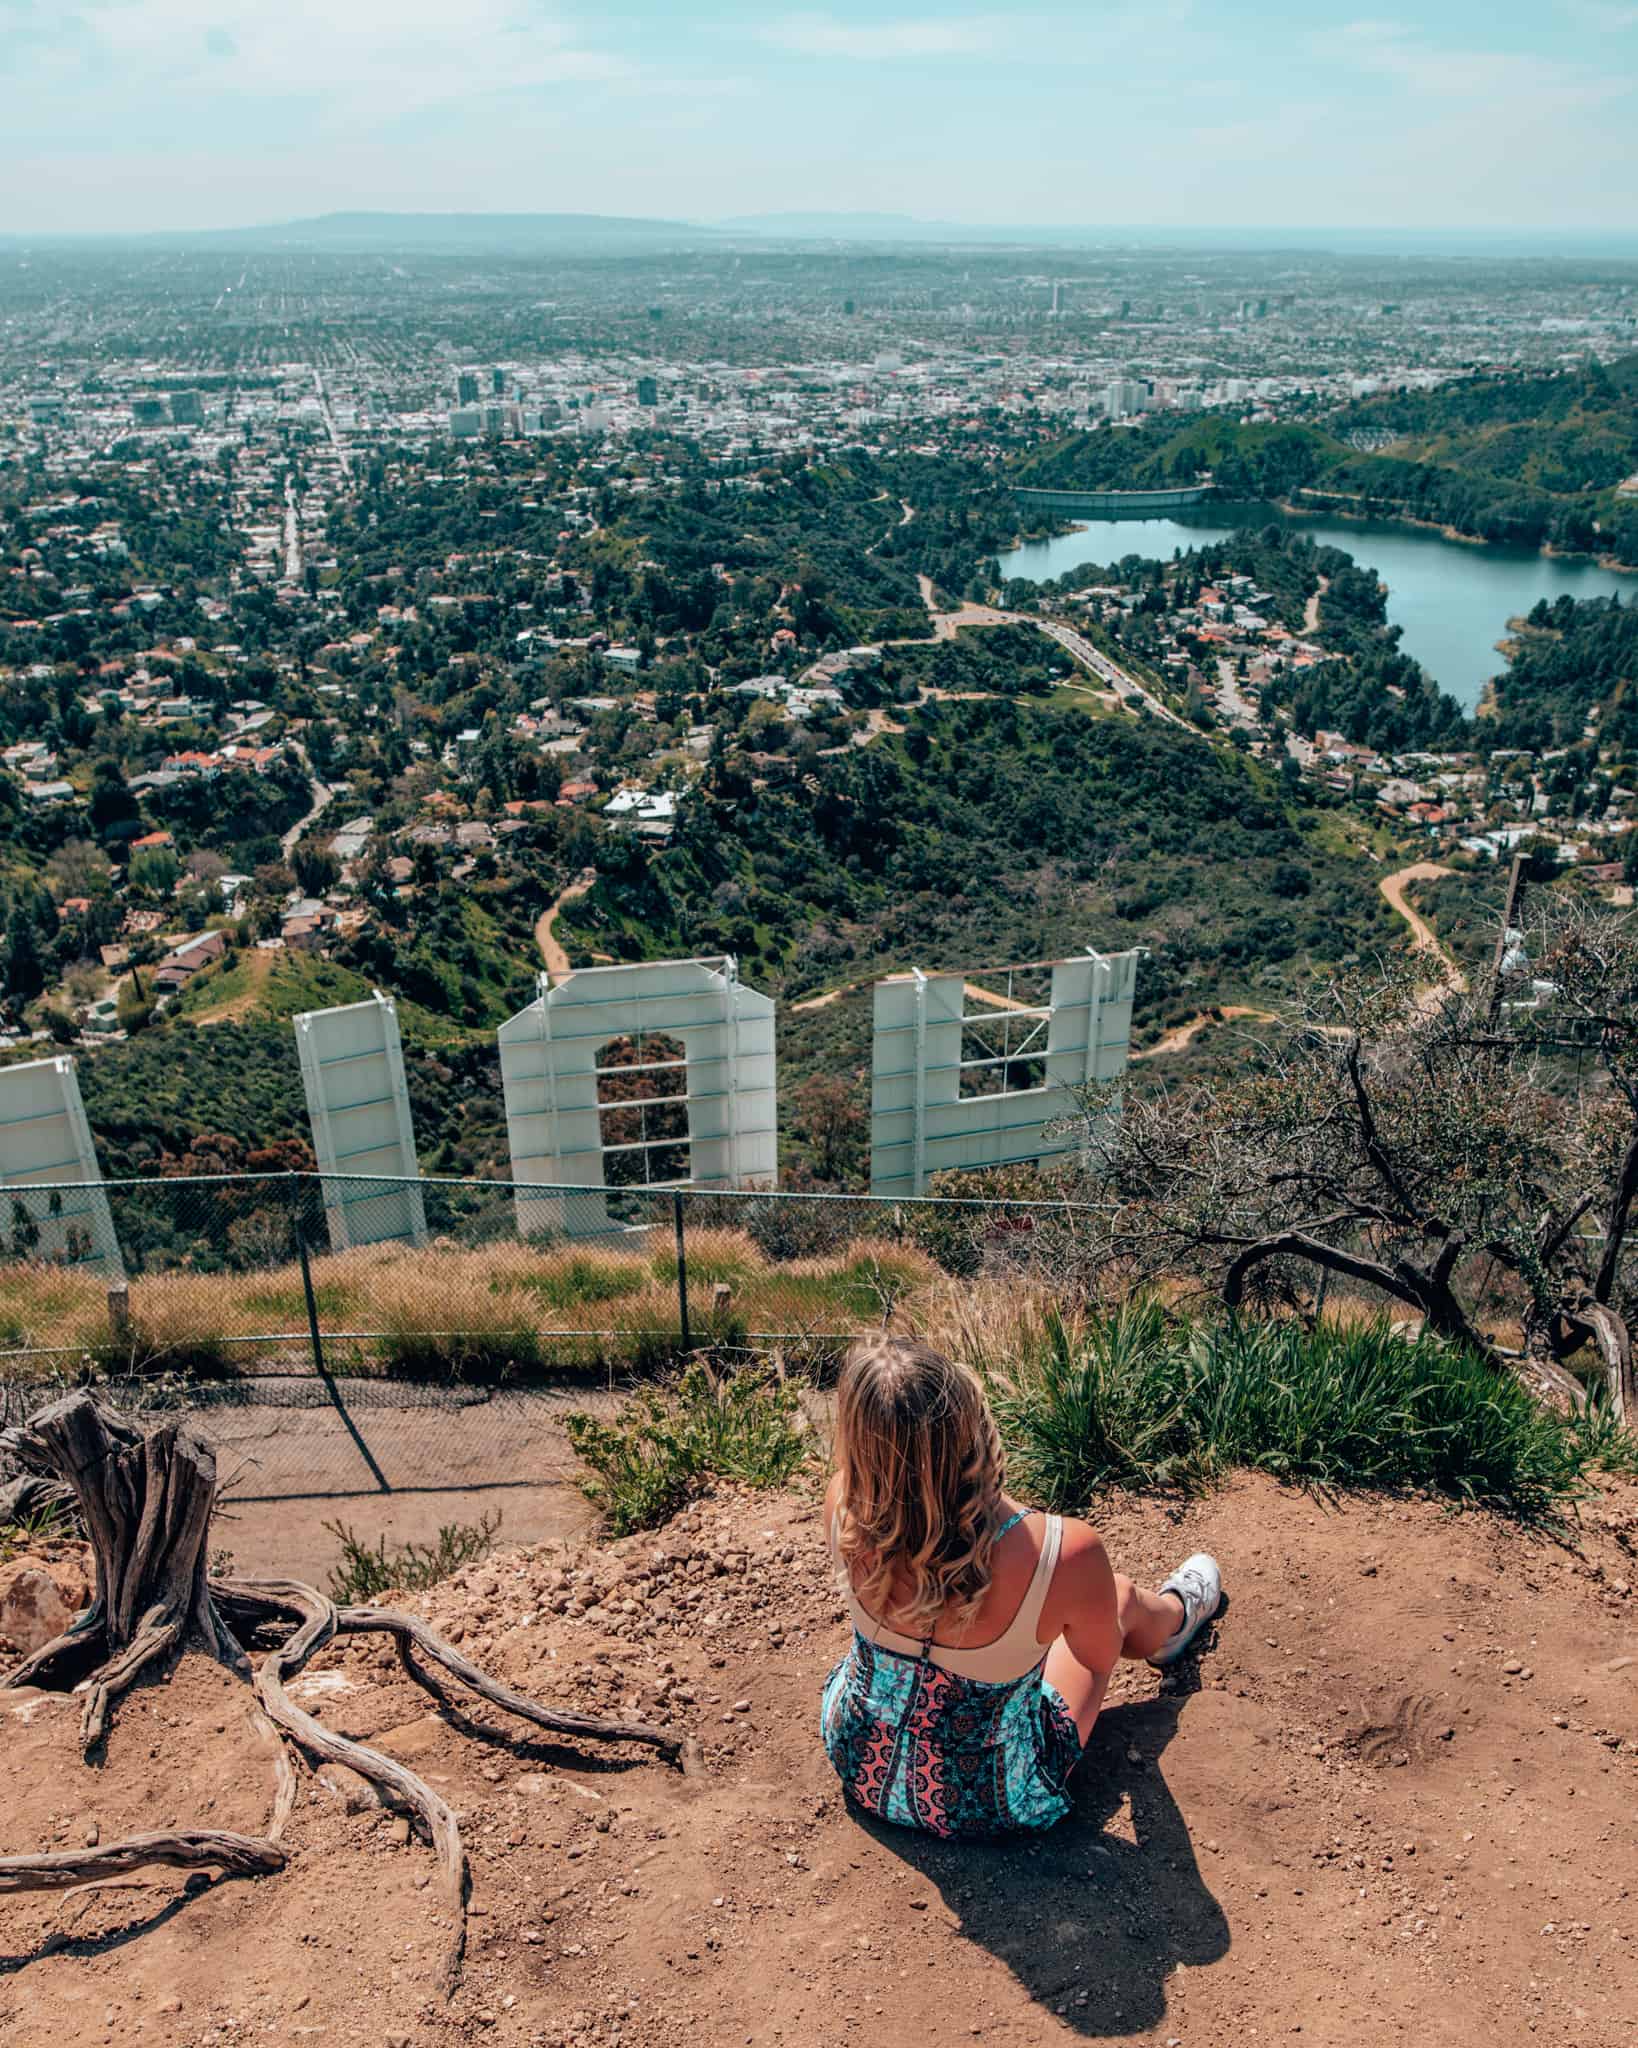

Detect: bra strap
993,1507,1034,1542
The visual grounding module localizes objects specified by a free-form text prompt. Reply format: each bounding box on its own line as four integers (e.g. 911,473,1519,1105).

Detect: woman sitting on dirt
821,1334,1221,1838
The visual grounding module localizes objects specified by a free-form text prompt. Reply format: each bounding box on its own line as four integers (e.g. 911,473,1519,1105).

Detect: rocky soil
2,1471,1637,2047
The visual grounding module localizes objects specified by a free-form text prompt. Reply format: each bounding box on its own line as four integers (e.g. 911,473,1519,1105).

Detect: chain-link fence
0,1171,1099,1506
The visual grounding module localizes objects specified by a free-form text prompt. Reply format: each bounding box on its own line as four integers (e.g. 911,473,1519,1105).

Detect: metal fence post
673,1189,691,1352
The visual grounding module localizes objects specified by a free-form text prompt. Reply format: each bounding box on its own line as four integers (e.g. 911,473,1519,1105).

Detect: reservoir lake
997,506,1635,713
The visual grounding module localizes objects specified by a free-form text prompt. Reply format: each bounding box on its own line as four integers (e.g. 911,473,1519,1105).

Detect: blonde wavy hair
833,1333,1007,1635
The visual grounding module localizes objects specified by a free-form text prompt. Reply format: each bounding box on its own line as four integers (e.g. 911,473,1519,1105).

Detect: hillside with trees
1017,355,1638,564
1483,593,1638,756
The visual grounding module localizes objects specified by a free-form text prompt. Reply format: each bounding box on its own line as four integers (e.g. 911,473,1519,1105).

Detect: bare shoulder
1054,1515,1110,1568
822,1469,844,1528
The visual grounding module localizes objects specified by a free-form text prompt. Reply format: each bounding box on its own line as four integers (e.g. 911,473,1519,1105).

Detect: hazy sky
3,1,1636,235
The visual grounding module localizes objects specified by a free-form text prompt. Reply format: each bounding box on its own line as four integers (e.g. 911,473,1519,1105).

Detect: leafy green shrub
324,1510,502,1603
564,1363,810,1535
978,1305,1618,1521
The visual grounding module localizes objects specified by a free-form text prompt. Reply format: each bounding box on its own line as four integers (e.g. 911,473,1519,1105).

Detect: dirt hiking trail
1132,1005,1280,1062
536,869,598,980
4,1469,1637,2048
1380,861,1468,1012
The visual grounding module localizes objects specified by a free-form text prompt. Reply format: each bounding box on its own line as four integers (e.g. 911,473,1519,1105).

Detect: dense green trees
566,695,1399,1034
1017,355,1638,566
1485,594,1638,755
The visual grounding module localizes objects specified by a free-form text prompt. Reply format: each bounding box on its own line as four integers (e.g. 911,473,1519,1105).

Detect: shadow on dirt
0,1872,222,1977
858,1693,1229,2037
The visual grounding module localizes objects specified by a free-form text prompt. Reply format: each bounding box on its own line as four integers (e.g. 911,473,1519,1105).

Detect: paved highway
1035,619,1187,727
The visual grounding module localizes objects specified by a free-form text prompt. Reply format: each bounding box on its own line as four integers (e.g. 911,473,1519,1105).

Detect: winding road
280,775,335,860
1036,619,1187,727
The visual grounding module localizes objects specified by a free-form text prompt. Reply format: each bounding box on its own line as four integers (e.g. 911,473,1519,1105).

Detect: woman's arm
1053,1521,1124,1677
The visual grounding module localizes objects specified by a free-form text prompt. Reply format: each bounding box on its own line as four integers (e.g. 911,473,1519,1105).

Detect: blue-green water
997,505,1635,713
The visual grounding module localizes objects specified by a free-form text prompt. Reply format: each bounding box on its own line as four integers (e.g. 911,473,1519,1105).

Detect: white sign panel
293,990,427,1251
497,955,777,1239
870,948,1138,1197
0,1054,125,1278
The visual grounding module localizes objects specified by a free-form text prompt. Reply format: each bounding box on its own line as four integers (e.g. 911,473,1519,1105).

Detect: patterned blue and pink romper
821,1508,1085,1838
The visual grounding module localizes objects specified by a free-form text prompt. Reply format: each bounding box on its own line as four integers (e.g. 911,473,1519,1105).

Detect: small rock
1502,1659,1524,1676
0,1564,77,1658
387,1816,412,1847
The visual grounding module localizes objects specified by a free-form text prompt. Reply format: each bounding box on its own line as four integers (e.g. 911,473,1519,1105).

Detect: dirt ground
201,1389,601,1587
3,1470,1637,2048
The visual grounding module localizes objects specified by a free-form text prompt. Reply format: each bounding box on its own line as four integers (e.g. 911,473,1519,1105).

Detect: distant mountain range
6,210,1636,258
186,210,718,252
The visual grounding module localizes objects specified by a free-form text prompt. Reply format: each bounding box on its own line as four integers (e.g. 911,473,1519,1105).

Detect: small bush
324,1510,502,1603
564,1363,810,1535
375,1279,543,1384
377,1316,541,1385
94,1320,237,1383
904,1165,1071,1278
743,1196,855,1264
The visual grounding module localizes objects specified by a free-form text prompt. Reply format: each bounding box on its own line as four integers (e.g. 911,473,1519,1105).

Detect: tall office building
457,371,480,406
492,367,505,395
636,376,659,408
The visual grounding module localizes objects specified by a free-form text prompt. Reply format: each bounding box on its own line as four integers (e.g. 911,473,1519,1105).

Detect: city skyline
3,2,1636,236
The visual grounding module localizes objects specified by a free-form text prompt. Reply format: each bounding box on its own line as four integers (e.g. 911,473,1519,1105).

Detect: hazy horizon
3,2,1636,239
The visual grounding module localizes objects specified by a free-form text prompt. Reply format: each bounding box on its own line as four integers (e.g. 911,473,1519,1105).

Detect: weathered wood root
215,1578,701,1988
3,1609,109,1694
0,1831,285,1895
334,1604,705,1776
217,1578,470,1988
1,1396,698,1995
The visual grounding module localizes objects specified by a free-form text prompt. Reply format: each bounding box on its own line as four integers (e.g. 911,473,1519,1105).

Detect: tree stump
1,1391,697,1986
2,1397,243,1745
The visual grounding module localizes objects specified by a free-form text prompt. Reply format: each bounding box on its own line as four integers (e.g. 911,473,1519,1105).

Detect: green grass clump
512,1258,648,1312
977,1303,1622,1521
376,1312,542,1386
324,1510,502,1603
0,1501,75,1564
564,1363,810,1535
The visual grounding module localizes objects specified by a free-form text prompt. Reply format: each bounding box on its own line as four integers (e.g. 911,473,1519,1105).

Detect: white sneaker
1147,1553,1223,1667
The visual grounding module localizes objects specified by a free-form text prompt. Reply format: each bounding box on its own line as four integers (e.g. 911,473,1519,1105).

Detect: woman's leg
1113,1573,1186,1663
1043,1575,1186,1743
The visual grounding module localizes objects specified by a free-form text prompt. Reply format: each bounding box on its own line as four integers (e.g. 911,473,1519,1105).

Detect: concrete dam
1012,482,1215,515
